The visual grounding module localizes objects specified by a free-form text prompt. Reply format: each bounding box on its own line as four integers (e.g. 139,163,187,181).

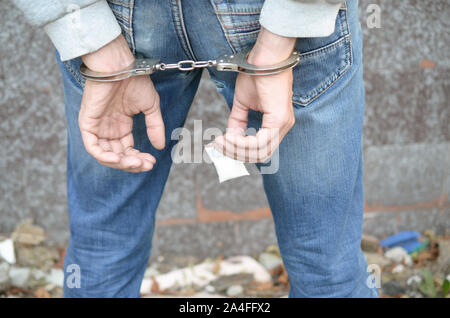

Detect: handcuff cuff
79,46,300,82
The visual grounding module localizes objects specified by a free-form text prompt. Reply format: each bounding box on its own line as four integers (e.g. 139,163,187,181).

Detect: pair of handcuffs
79,46,300,82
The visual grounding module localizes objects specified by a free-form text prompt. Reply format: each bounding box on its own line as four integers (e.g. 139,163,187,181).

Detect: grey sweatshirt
13,0,343,61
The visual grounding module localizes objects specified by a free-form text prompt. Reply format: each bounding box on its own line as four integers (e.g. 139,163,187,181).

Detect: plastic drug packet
204,145,249,183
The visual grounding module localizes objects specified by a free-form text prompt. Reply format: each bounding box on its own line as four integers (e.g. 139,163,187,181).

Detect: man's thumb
227,98,249,134
144,101,165,150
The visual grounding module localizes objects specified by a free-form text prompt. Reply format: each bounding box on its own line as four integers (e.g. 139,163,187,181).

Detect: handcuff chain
79,47,300,82
157,59,217,71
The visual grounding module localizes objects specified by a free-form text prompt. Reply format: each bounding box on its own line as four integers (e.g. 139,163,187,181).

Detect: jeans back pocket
292,7,352,107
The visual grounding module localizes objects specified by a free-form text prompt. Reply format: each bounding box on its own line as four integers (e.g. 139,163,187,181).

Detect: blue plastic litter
380,231,423,253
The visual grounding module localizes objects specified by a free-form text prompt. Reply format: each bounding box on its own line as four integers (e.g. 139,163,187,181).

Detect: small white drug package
204,145,250,183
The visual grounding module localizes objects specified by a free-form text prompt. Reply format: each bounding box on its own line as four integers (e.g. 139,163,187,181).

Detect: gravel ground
0,222,448,298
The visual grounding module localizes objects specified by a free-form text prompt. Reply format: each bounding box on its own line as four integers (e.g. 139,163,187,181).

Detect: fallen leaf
56,248,66,269
420,59,436,69
277,264,289,286
151,277,161,294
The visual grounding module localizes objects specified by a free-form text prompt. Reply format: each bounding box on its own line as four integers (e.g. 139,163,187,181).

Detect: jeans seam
216,15,238,54
228,30,260,40
128,0,136,54
170,0,197,61
215,10,261,15
63,60,85,89
223,20,260,30
212,0,264,15
344,2,353,67
107,0,132,7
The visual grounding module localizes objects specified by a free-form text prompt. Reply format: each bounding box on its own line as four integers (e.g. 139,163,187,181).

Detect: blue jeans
57,0,378,298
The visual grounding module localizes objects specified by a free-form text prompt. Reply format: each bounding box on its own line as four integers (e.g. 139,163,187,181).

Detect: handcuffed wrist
248,27,297,66
82,35,135,73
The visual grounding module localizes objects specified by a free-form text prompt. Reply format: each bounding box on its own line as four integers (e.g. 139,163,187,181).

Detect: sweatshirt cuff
43,0,122,61
259,0,342,38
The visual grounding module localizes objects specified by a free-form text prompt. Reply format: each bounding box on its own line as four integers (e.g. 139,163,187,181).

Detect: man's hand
79,35,165,173
214,26,297,163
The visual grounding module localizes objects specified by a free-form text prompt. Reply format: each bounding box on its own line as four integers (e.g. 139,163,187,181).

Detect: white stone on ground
9,266,30,288
384,247,413,266
140,255,271,295
0,239,16,264
258,253,282,271
226,285,243,297
0,262,10,291
45,268,64,288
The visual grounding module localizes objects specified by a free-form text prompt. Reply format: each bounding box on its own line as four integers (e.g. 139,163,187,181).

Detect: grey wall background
0,0,449,260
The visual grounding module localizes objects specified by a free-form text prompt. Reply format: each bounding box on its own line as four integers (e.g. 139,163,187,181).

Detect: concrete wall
0,0,448,259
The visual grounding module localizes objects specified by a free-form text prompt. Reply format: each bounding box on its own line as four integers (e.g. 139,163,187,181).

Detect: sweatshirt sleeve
259,0,344,38
13,0,122,61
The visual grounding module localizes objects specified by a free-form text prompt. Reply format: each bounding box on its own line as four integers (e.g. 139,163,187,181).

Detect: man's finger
215,128,279,162
123,145,155,171
110,139,125,154
95,135,156,172
214,136,250,162
120,155,142,170
81,131,121,163
144,95,165,150
97,150,154,172
137,153,155,171
138,152,156,165
227,97,250,133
